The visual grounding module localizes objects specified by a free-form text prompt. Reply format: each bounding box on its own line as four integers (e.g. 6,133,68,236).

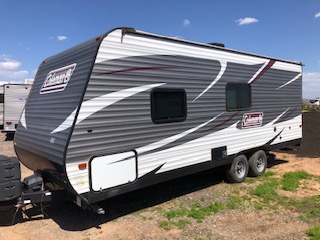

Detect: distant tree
302,99,311,111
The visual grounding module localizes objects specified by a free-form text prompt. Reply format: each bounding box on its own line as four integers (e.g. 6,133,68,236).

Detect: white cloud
182,19,191,27
236,17,259,25
50,36,68,41
315,12,320,18
303,72,320,99
0,54,28,80
57,36,68,41
0,60,20,70
0,80,21,85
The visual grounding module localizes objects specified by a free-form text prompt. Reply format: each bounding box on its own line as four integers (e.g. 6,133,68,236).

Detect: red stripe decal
251,59,276,84
274,107,297,124
208,111,239,131
96,66,174,76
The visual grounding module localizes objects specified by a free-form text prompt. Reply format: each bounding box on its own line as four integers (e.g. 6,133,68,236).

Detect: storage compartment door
90,151,137,191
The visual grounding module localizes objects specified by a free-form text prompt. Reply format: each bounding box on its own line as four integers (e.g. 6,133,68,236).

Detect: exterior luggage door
90,151,137,191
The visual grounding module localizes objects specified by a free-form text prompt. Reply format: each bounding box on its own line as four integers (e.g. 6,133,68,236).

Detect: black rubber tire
248,150,267,177
226,155,249,183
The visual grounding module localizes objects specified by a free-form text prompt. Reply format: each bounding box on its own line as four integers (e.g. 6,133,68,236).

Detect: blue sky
0,0,319,98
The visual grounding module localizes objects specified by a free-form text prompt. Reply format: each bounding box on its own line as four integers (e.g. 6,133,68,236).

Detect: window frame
225,82,252,112
150,87,187,124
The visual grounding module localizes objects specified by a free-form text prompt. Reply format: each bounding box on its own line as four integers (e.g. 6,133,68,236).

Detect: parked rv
1,28,302,213
2,84,31,133
309,98,320,109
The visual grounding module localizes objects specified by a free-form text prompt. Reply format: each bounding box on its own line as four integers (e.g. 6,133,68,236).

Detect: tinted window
226,83,251,111
0,94,3,104
151,88,187,124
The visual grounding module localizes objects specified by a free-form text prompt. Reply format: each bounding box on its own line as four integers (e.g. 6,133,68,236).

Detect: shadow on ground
23,167,226,231
4,133,15,141
267,153,288,168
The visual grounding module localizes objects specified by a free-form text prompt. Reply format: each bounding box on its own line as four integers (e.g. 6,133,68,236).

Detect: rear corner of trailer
13,36,102,194
271,61,303,149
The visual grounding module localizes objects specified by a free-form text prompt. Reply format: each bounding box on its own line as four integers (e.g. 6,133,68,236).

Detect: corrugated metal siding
66,29,302,194
14,37,100,169
3,84,31,131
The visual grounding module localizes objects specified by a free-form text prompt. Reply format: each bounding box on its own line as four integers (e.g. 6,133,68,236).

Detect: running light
78,163,87,170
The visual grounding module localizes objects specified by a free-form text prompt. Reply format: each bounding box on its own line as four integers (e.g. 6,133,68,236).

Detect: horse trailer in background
2,84,31,133
1,27,302,212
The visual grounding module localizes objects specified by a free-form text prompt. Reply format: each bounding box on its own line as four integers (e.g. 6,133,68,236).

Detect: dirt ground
0,112,319,240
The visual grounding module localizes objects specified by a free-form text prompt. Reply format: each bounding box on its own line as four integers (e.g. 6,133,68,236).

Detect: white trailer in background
309,98,320,109
2,84,31,133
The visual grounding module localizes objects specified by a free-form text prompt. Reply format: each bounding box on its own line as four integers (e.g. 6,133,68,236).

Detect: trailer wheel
248,150,267,177
226,155,248,183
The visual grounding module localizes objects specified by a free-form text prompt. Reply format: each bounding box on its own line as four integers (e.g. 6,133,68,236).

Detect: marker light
78,163,87,170
6,122,12,125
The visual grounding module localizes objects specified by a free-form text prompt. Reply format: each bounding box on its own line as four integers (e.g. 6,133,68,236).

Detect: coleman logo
40,63,77,94
242,112,263,128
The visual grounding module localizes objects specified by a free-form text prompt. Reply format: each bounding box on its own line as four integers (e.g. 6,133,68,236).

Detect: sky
0,0,319,98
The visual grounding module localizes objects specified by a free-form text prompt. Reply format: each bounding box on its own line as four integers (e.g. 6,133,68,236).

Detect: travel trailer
1,28,302,212
309,98,320,109
2,84,31,133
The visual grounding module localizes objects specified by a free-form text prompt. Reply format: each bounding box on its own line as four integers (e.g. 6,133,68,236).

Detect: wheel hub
236,162,246,178
256,157,265,172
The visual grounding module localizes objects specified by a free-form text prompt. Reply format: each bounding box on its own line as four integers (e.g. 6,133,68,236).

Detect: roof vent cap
208,42,225,48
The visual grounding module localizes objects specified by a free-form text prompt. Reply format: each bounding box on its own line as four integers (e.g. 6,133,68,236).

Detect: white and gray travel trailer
5,28,302,211
2,84,31,133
